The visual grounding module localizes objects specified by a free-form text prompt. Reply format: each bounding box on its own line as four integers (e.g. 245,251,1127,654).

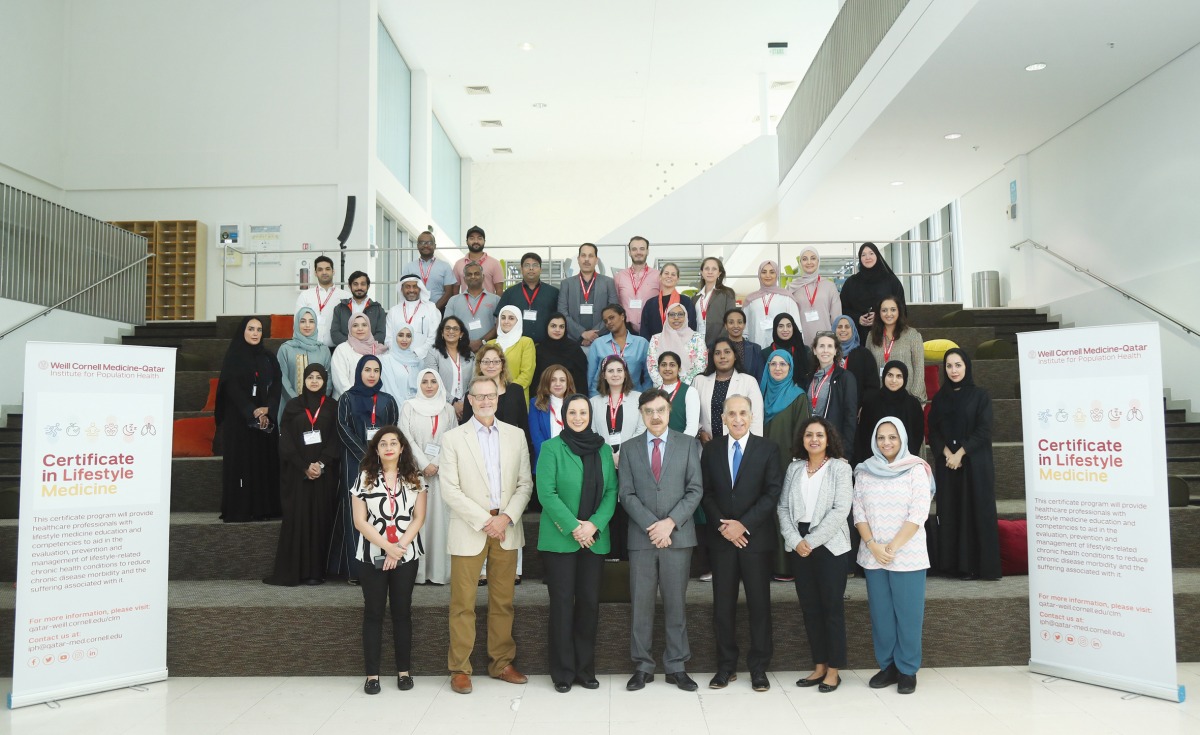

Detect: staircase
1,306,1197,677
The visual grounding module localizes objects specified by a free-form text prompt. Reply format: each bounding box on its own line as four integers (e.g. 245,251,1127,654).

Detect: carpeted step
1167,439,1200,457
175,371,219,412
906,303,963,328
1167,422,1200,438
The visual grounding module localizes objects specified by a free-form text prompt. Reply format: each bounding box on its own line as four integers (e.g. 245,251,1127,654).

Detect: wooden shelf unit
111,220,208,321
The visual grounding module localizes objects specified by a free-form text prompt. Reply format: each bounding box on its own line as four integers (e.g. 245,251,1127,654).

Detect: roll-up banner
9,343,175,709
1019,323,1183,703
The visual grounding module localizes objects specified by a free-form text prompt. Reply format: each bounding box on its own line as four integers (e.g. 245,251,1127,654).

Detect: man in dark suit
619,388,704,692
700,394,783,692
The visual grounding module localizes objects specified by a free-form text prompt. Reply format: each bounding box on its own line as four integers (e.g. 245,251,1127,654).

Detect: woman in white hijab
787,246,842,345
647,301,707,386
489,304,536,401
397,368,457,585
379,323,421,401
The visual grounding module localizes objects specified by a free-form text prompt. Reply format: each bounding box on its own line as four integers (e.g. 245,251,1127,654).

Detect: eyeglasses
641,407,670,416
470,393,498,402
443,325,461,332
480,359,503,366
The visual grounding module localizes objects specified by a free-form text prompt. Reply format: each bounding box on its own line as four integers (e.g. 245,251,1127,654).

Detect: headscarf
655,301,698,376
300,363,329,411
494,305,524,353
558,394,605,517
760,349,804,423
833,314,861,352
345,313,388,356
345,354,384,421
839,243,906,333
214,316,276,427
791,246,821,289
859,415,935,495
876,360,913,416
395,272,432,303
855,242,899,283
745,259,792,303
380,323,421,399
408,368,449,417
771,313,810,386
927,348,978,447
535,313,589,394
288,306,327,356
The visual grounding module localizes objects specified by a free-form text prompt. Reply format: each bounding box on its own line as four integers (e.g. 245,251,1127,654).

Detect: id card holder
366,426,379,441
385,525,399,544
251,385,257,397
607,431,622,446
303,430,322,445
523,309,538,321
803,310,820,322
629,299,643,309
580,304,593,315
424,443,441,459
468,319,482,331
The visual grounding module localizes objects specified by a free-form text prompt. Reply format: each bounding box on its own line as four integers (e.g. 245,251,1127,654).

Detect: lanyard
810,369,833,412
551,410,563,429
382,475,400,520
431,415,440,438
353,298,371,312
449,353,462,393
316,287,335,312
522,284,541,308
665,382,681,402
839,356,848,369
402,301,422,325
610,338,627,359
883,335,895,363
578,274,596,302
418,259,434,284
761,294,774,315
370,394,378,426
697,288,711,319
629,266,649,295
608,393,624,432
802,277,821,307
304,396,326,428
464,292,486,316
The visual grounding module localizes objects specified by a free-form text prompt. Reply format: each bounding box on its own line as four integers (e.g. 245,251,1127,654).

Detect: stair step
216,315,279,339
906,303,964,328
0,443,19,459
5,414,21,430
1166,422,1200,438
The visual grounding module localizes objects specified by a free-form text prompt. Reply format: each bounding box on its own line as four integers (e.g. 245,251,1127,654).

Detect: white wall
0,299,133,410
0,0,65,199
959,44,1200,415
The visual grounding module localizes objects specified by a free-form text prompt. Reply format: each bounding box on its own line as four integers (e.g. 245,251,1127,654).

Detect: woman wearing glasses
424,316,474,423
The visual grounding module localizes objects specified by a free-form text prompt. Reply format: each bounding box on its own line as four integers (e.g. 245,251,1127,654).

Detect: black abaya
838,243,906,344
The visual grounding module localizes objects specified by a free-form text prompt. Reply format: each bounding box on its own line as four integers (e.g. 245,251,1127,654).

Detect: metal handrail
0,255,153,341
1011,239,1197,337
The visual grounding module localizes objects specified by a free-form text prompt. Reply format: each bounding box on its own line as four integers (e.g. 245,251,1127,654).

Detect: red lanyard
608,393,624,432
610,338,627,359
370,394,378,426
304,396,325,428
810,369,834,411
418,260,433,284
464,292,486,316
802,277,820,307
431,415,440,437
316,287,335,312
629,266,649,295
551,409,563,429
402,301,422,324
579,274,596,302
449,353,461,391
761,294,774,315
522,284,540,308
659,292,681,323
666,382,681,402
883,335,895,363
697,289,711,319
382,475,400,521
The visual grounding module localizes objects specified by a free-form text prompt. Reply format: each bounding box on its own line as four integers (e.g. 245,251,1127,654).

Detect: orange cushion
271,314,294,339
202,378,219,412
173,417,215,458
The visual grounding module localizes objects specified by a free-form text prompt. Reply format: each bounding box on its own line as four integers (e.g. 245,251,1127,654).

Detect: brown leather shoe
450,673,473,694
493,664,529,685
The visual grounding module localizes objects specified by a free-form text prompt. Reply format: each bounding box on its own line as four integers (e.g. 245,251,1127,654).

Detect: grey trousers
629,546,693,674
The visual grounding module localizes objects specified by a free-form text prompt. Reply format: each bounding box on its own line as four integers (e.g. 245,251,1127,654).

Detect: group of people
211,229,1001,695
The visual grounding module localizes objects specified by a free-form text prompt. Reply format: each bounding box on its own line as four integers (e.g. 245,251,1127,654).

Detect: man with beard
330,270,386,346
295,255,349,347
614,235,659,334
452,225,505,295
403,230,458,311
387,273,441,359
444,261,500,352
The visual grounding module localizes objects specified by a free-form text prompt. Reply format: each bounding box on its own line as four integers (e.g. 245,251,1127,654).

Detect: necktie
651,438,663,482
732,440,742,484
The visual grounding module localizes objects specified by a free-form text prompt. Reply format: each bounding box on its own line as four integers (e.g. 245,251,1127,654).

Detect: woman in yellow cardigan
490,305,536,401
536,393,618,693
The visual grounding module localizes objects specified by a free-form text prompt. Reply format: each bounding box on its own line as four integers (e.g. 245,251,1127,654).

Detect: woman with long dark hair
693,256,737,347
638,262,697,338
216,316,282,522
351,425,426,694
692,337,764,445
529,364,576,468
424,316,474,422
838,243,906,344
770,313,813,387
867,296,927,403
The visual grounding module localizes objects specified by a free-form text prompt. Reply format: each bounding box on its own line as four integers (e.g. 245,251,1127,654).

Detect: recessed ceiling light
890,181,904,186
1025,62,1047,72
944,133,962,140
465,86,491,95
519,42,534,51
480,120,503,128
532,102,547,109
492,147,513,154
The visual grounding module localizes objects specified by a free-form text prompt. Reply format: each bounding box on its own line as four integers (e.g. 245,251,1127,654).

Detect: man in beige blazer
439,375,534,694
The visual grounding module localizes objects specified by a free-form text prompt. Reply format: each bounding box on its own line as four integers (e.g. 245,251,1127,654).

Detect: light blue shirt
470,416,502,510
587,333,652,396
645,428,669,465
404,258,458,304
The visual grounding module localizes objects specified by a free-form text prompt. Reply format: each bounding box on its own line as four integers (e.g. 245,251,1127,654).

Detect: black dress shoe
554,681,572,693
397,674,414,691
897,672,917,694
363,678,381,695
304,578,324,586
575,677,600,690
626,671,654,691
795,672,824,688
818,674,840,693
869,663,899,689
708,671,737,689
751,672,770,692
665,672,698,692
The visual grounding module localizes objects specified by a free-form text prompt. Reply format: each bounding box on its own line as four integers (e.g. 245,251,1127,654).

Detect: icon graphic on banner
1056,409,1068,422
38,360,49,370
105,422,118,437
141,420,157,436
1066,634,1075,645
42,655,53,666
1073,409,1086,425
1091,639,1102,650
1053,633,1062,643
1040,630,1050,641
1038,410,1051,424
66,422,81,436
27,657,38,668
44,423,62,438
86,422,100,438
1126,406,1144,421
1107,408,1122,422
73,650,84,660
1077,636,1088,648
87,648,99,659
1090,408,1103,422
58,653,69,663
122,423,137,436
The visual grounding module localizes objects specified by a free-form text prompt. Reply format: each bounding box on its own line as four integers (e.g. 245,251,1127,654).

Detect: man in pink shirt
452,225,506,295
614,235,660,334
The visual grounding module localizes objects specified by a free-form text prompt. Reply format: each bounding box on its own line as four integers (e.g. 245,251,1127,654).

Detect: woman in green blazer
536,393,618,693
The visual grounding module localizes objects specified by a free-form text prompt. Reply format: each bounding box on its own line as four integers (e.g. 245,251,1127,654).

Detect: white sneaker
699,573,713,582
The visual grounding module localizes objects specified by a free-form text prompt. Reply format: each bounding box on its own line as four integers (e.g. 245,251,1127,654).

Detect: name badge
762,322,774,331
365,427,379,441
803,310,820,323
251,385,257,397
424,443,441,459
629,299,643,309
580,304,593,315
468,319,482,331
607,432,622,446
523,310,538,321
303,430,322,445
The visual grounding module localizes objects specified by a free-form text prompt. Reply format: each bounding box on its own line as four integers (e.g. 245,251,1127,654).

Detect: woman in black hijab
927,348,1001,581
264,363,342,586
535,394,618,692
216,316,282,522
770,312,814,386
533,312,589,398
854,360,924,466
838,243,906,344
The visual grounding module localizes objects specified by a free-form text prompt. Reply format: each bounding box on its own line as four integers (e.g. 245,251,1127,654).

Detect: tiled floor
2,664,1197,734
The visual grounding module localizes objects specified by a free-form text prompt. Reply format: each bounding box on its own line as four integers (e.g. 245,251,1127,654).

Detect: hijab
345,354,384,421
380,323,421,399
215,316,275,426
345,313,388,356
840,243,906,326
300,363,329,412
791,246,821,289
408,368,449,417
927,348,978,445
876,360,914,414
760,349,804,423
537,313,583,365
745,259,792,303
656,302,698,376
494,305,524,353
771,313,810,386
287,307,327,358
834,314,861,352
859,416,935,495
558,394,605,517
855,242,899,284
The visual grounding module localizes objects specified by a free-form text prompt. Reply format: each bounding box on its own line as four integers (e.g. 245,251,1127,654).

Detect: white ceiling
774,0,1200,240
378,0,839,163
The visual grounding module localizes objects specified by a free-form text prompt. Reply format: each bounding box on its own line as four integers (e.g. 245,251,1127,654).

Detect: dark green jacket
535,437,618,554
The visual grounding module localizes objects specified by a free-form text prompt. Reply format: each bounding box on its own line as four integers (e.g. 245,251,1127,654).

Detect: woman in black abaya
838,243,906,344
216,316,282,522
265,363,342,586
927,348,1001,580
533,312,590,399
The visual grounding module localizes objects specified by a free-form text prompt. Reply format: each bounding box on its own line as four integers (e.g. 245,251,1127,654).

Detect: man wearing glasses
444,261,499,352
439,376,534,694
488,252,561,344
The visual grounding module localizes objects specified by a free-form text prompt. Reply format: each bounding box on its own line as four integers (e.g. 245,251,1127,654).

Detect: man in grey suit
557,243,618,348
619,388,704,692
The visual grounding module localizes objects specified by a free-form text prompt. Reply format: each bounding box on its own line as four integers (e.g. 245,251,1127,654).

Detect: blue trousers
864,568,926,675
